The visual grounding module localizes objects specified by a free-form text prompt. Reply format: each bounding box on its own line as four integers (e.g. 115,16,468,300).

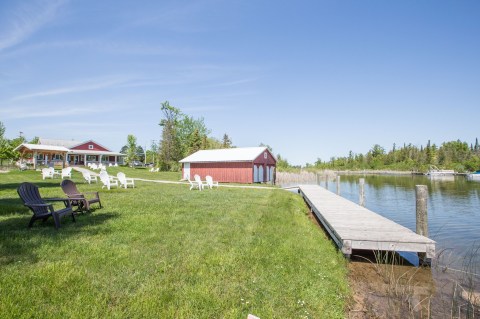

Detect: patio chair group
189,174,218,191
19,166,137,229
41,167,72,180
98,170,135,190
17,179,102,230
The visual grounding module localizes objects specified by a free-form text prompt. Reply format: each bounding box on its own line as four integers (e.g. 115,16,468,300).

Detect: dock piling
359,178,365,207
336,175,341,195
416,185,430,264
415,185,428,237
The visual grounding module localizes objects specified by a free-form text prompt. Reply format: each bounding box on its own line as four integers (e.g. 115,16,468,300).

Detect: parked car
129,161,144,167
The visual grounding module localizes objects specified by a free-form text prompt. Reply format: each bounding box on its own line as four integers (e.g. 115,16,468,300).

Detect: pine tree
188,129,202,155
221,134,232,148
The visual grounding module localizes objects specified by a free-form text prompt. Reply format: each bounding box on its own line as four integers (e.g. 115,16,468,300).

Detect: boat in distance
425,165,455,176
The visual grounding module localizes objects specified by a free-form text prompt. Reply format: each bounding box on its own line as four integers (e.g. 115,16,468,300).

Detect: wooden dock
299,185,435,262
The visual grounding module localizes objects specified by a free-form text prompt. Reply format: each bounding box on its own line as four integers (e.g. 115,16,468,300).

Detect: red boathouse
179,147,277,183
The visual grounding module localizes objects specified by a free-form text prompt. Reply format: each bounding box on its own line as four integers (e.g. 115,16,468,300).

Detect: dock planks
299,185,435,261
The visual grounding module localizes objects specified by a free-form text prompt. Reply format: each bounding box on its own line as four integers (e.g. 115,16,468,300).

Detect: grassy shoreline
0,169,349,318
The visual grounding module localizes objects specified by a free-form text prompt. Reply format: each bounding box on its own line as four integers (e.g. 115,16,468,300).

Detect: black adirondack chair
60,179,102,212
17,182,76,229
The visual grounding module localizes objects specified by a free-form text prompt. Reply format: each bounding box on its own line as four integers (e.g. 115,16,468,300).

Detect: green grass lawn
0,169,349,318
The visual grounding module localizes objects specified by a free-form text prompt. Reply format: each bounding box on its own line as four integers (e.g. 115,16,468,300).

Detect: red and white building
179,147,277,183
15,138,125,169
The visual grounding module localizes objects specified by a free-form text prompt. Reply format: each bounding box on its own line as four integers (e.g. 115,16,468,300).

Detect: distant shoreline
334,169,416,175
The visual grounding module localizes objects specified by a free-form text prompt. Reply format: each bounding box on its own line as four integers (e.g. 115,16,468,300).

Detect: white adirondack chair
188,179,200,190
117,172,135,189
82,171,98,184
99,170,119,190
192,174,206,191
49,167,61,178
41,168,54,179
205,175,218,189
61,167,72,179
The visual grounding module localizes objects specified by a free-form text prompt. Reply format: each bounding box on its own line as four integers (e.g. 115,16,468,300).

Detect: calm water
290,174,480,269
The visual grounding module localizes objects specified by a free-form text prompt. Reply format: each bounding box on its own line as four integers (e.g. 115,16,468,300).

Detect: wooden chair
61,179,102,212
17,182,76,229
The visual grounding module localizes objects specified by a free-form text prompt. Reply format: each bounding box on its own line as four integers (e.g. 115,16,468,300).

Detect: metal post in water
415,185,428,237
359,178,365,207
336,175,341,195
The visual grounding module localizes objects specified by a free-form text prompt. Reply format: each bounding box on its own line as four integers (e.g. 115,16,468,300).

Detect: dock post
416,185,429,265
316,173,319,185
359,178,365,207
325,173,328,189
336,175,341,195
415,185,428,237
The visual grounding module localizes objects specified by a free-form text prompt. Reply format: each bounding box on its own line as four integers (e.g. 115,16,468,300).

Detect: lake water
287,174,480,270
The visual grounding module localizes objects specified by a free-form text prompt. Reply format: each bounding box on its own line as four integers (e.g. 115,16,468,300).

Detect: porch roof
68,150,125,156
14,143,70,153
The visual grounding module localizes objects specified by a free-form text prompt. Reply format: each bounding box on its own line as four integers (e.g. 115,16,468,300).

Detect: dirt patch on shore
347,258,480,318
347,259,435,318
305,209,480,318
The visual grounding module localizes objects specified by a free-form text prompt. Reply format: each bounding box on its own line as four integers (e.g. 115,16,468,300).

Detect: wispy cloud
10,76,132,101
0,106,107,120
0,0,67,52
205,78,257,87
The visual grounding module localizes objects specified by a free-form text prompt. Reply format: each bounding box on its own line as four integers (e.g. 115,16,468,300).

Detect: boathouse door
258,165,264,183
183,163,190,180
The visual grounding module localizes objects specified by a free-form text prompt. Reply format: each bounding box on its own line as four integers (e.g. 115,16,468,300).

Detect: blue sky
1,0,479,165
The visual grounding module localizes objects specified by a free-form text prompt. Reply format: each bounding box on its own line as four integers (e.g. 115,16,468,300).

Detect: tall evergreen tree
221,134,232,148
188,129,202,155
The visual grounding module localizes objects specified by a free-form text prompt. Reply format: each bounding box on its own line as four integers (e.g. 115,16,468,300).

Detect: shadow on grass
0,211,119,266
0,181,64,192
0,197,26,216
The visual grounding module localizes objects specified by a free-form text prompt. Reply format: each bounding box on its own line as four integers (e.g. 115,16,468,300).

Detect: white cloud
0,106,104,120
10,76,132,101
0,0,67,52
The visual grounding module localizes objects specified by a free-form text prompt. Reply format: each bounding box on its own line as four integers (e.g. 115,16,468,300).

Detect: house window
88,144,94,150
264,152,268,159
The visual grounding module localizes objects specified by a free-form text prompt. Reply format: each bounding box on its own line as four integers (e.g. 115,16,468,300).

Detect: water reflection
284,174,480,269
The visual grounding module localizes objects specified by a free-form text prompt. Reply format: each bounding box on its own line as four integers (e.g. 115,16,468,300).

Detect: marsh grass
352,247,480,319
434,244,480,319
0,170,348,318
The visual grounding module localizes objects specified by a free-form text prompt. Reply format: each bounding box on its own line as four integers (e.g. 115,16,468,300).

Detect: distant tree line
0,121,38,167
121,101,234,170
306,139,480,172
